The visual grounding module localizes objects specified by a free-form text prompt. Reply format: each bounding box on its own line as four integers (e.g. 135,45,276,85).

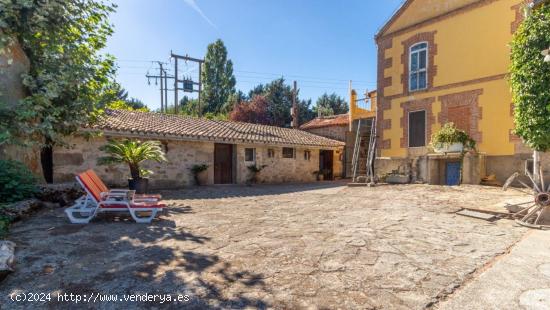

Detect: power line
114,59,375,84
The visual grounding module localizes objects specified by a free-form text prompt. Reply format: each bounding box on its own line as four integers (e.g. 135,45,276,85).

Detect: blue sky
105,0,404,110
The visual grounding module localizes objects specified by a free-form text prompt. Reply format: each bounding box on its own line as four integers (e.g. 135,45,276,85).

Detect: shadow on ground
0,207,271,309
160,180,347,200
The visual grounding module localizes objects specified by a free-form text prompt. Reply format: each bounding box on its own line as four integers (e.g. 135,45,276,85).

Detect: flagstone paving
0,182,530,309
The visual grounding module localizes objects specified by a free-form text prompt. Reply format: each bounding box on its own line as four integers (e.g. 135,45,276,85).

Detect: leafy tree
244,78,315,127
100,83,149,111
0,0,116,182
313,93,349,116
510,3,550,184
222,90,247,114
298,98,316,125
201,39,236,114
178,95,201,115
229,95,272,124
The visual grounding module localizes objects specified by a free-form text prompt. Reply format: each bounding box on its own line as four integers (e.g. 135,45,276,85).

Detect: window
304,150,311,161
282,147,295,159
245,148,255,162
409,42,428,91
408,110,426,147
267,148,275,158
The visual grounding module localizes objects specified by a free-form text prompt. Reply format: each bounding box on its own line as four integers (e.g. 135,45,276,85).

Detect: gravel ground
0,182,530,309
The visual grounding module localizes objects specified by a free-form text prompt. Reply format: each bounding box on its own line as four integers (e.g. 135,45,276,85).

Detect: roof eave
80,128,345,149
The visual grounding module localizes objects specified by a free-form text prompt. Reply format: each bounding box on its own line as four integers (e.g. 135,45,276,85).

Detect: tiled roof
87,109,345,148
299,114,349,130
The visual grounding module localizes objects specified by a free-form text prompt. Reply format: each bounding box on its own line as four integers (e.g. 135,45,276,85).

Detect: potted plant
190,164,209,186
430,123,476,153
313,170,324,181
98,139,167,194
246,164,267,185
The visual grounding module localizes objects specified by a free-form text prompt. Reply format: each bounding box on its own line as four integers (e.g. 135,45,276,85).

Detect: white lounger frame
65,177,162,224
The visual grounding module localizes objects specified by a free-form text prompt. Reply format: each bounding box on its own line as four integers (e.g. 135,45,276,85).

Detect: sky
104,0,404,111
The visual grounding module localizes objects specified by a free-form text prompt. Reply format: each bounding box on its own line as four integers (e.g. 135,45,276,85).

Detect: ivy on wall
510,4,550,151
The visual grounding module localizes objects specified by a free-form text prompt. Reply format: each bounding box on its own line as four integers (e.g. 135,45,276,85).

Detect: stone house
374,0,544,185
299,114,349,142
53,109,344,188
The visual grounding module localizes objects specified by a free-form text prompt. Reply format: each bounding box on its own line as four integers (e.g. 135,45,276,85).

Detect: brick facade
399,97,436,148
401,31,438,96
438,89,484,143
376,37,394,150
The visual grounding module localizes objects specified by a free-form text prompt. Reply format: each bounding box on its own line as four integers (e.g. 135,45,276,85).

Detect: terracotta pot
196,171,208,186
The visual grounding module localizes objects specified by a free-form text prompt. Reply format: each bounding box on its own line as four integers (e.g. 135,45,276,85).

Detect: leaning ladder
366,116,377,184
351,119,362,182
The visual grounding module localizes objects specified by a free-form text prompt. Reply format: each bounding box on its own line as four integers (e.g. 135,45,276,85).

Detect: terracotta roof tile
299,114,349,130
87,109,345,148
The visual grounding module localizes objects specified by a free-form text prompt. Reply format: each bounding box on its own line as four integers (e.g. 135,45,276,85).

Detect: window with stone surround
304,150,311,161
408,110,426,147
409,42,428,92
267,148,275,158
245,148,255,162
282,147,295,159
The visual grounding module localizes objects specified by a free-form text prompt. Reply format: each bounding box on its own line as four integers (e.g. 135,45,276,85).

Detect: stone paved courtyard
0,182,530,309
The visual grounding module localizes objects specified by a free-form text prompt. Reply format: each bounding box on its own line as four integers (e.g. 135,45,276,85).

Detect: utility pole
171,52,205,116
159,62,164,113
146,62,172,113
173,55,179,114
164,71,168,113
292,80,298,128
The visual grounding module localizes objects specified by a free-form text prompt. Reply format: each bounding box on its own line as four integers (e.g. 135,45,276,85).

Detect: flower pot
128,178,149,194
386,174,410,184
196,171,208,186
433,142,464,154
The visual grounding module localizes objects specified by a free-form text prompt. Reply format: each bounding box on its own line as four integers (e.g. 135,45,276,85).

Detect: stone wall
53,136,215,189
0,31,29,106
235,144,343,184
302,126,347,142
54,136,343,188
0,32,42,179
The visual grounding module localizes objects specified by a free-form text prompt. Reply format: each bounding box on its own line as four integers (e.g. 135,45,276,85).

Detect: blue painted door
446,162,461,186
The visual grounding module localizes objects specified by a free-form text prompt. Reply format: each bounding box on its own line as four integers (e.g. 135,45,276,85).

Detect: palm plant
97,139,167,180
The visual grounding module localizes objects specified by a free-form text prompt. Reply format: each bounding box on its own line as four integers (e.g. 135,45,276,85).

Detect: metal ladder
351,119,362,182
366,116,377,184
351,117,377,184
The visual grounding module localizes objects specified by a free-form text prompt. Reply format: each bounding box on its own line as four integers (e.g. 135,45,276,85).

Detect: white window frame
244,148,256,162
408,110,427,148
409,42,428,92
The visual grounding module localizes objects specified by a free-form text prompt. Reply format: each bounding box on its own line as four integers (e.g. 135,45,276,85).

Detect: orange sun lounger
65,170,166,224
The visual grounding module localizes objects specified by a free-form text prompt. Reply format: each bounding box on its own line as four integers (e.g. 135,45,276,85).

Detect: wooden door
214,144,233,184
319,150,334,180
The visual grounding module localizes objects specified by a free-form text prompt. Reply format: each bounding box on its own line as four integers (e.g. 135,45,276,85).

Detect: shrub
0,160,38,203
430,123,476,150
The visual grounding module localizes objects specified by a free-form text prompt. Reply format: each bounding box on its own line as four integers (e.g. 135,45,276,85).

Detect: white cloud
183,0,217,29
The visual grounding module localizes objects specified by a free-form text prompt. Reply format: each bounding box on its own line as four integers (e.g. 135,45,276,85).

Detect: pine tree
314,93,349,117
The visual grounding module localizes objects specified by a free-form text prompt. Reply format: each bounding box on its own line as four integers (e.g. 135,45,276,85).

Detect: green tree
0,0,116,182
247,78,315,127
100,83,149,111
201,39,236,114
510,3,550,185
313,93,349,117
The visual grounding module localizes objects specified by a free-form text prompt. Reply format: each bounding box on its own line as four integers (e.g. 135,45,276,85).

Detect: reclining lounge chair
65,170,166,224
